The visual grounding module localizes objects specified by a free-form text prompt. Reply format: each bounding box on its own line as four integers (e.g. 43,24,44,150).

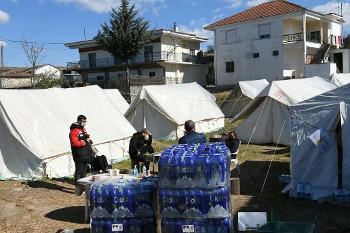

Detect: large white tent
103,89,130,114
232,77,337,146
220,79,269,118
125,82,225,140
289,83,350,200
0,85,136,179
331,73,350,87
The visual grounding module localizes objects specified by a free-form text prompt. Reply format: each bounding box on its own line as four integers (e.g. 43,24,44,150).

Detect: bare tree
21,37,45,88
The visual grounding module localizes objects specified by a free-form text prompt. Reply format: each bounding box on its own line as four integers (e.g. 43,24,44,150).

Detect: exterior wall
182,65,206,86
214,16,284,87
0,78,31,88
304,63,337,78
35,65,61,79
283,47,304,77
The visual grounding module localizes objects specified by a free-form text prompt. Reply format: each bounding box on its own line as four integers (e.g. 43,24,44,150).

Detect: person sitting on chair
178,120,206,144
129,128,154,171
222,131,240,154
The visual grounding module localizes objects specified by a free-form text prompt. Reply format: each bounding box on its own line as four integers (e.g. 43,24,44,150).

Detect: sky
0,0,349,67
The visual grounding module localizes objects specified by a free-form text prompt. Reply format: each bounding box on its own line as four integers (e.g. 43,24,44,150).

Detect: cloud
223,0,243,9
0,10,10,24
54,0,167,15
312,1,350,34
246,0,269,7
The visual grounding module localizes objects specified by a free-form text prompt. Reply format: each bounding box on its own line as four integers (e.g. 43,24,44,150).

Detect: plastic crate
256,221,315,233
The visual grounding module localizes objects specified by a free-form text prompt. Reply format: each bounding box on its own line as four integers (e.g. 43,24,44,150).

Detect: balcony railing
67,51,206,69
283,33,303,43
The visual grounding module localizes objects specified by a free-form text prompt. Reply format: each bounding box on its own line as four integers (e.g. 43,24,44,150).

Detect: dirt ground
1,159,350,233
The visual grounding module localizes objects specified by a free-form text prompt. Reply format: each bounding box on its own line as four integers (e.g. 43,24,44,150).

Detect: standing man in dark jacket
69,115,93,184
178,120,206,144
129,128,154,171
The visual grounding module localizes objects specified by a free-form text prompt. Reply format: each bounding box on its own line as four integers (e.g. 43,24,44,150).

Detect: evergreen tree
94,0,151,77
343,34,350,48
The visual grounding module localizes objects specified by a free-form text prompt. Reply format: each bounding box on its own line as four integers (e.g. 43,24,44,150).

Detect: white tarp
290,84,350,200
221,79,269,118
233,77,337,146
331,73,350,87
0,85,136,179
103,89,130,114
125,82,225,140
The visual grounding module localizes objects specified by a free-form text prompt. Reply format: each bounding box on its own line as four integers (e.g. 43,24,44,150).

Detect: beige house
64,26,209,89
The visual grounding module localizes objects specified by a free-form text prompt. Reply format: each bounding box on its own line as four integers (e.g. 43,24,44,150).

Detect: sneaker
74,184,85,196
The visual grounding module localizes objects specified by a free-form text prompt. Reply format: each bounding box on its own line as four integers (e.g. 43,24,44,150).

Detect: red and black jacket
69,122,93,162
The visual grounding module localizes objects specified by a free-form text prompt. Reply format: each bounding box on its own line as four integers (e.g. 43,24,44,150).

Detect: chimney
1,45,3,67
173,22,178,32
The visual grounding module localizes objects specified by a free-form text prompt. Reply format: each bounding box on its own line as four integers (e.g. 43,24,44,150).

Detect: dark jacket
178,131,206,144
69,122,93,162
129,132,153,158
223,135,240,153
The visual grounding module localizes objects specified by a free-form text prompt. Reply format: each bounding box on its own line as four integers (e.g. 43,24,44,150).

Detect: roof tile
204,0,307,29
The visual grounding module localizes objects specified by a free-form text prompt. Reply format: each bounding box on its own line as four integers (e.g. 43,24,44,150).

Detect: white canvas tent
125,82,225,140
232,77,337,146
331,73,350,87
103,89,130,114
289,83,350,200
220,79,269,118
0,85,136,179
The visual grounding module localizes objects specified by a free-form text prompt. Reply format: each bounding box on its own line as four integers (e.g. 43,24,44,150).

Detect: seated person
90,147,110,173
222,131,240,155
178,120,206,144
129,128,154,171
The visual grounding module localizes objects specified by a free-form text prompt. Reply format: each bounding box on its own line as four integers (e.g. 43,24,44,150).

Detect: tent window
149,72,155,77
226,61,235,73
273,50,279,56
253,53,260,58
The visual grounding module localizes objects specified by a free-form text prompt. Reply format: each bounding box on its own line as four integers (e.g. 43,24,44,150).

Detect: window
259,24,271,39
309,31,320,43
226,61,235,73
96,76,104,81
226,30,237,44
144,45,153,61
253,53,260,58
272,50,279,56
149,72,155,77
190,49,195,55
88,53,96,68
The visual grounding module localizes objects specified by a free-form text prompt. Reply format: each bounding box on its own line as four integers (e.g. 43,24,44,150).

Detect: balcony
283,33,303,43
67,51,206,69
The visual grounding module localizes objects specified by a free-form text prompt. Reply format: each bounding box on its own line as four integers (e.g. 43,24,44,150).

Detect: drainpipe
302,13,307,76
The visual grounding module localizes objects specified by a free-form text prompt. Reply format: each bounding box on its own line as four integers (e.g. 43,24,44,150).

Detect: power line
0,36,66,45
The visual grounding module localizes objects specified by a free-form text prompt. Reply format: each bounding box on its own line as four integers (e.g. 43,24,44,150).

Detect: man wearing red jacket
69,115,93,184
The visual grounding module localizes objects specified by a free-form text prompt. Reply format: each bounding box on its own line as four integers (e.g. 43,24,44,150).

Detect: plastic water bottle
142,165,147,177
133,165,139,177
194,153,207,187
91,218,104,233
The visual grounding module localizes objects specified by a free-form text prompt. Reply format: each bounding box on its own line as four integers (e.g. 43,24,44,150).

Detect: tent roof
331,73,350,87
0,85,135,160
125,82,224,124
103,89,129,114
239,79,269,99
234,76,337,121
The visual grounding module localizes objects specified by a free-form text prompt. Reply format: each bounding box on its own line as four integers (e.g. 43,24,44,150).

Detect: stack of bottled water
90,177,158,233
158,142,232,233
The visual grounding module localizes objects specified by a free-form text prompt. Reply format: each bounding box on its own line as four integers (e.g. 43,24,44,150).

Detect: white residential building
64,26,208,89
204,0,344,88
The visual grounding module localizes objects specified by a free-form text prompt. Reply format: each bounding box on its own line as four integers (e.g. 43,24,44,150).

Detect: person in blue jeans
178,120,206,144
